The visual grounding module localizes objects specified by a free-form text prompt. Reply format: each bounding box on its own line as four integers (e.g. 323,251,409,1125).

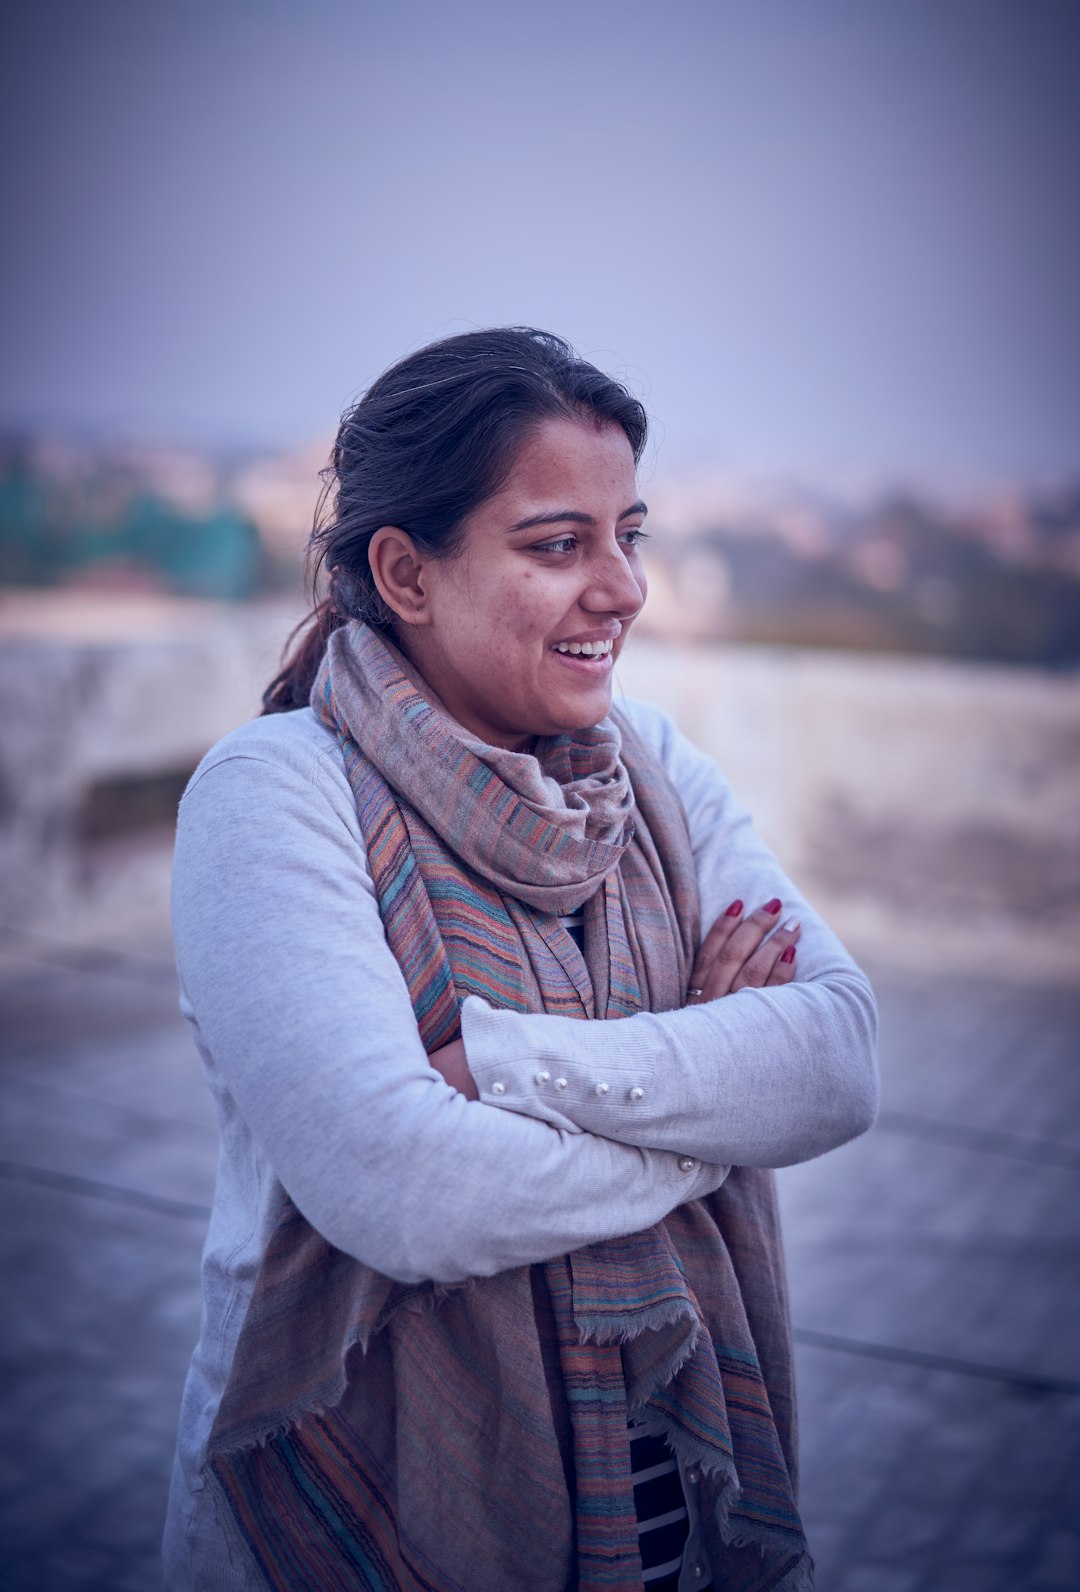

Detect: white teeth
553,639,613,657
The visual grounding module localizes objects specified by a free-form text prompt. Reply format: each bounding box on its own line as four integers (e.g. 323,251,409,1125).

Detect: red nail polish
726,899,743,917
764,898,782,914
780,945,796,964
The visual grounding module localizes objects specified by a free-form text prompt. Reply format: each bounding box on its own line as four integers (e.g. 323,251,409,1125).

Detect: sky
2,0,1078,490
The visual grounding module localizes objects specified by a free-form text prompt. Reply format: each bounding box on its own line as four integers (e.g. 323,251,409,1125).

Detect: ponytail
261,598,344,715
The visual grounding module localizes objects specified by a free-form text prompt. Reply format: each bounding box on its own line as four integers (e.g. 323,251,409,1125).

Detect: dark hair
262,327,648,713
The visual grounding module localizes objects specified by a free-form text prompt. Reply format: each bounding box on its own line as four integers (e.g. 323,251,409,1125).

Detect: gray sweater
163,696,878,1589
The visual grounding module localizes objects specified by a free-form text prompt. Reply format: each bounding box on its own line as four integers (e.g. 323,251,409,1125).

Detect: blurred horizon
4,426,1080,670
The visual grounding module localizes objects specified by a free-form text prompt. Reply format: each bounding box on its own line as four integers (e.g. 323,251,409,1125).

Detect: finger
701,898,785,999
686,900,744,1001
733,919,801,993
765,942,798,987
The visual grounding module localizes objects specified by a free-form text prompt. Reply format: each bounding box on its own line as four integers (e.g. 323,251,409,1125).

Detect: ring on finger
686,986,704,998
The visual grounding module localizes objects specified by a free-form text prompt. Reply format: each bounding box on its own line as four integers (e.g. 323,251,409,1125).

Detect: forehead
489,417,637,513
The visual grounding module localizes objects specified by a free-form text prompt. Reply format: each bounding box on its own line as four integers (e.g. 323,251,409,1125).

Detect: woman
165,327,878,1592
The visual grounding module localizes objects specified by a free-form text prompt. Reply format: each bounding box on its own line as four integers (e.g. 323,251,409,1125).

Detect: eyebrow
506,500,648,533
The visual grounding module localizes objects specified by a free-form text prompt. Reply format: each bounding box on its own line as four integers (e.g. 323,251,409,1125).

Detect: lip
549,627,622,647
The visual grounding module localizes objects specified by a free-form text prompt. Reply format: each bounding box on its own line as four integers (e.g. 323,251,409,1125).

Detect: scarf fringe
209,1383,343,1459
210,1279,474,1459
629,1404,815,1592
578,1298,703,1411
215,1285,697,1459
710,1492,814,1592
588,1301,813,1590
575,1295,700,1348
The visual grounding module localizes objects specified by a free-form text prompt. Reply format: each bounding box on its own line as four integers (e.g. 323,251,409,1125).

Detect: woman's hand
428,1037,480,1101
685,898,800,1004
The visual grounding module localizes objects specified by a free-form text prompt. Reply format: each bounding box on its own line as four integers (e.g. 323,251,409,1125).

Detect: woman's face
407,416,648,749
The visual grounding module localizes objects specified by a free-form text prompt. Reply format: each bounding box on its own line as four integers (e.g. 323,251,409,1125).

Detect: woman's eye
530,528,648,556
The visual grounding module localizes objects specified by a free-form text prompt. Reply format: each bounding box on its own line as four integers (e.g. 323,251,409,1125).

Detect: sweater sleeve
171,737,729,1288
462,699,879,1166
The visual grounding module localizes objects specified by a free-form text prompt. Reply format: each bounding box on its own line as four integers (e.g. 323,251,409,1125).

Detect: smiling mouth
550,638,614,659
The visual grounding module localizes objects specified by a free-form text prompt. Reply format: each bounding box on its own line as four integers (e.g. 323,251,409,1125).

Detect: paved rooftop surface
1,930,1078,1592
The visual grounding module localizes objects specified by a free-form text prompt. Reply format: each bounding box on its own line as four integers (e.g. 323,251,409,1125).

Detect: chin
546,690,614,737
488,681,614,746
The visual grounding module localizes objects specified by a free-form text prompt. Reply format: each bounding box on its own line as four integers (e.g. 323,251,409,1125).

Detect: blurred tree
0,446,264,599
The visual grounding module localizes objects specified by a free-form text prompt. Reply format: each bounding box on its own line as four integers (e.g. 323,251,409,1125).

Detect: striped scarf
205,622,810,1591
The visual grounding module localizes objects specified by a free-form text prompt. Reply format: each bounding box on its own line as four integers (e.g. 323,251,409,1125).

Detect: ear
368,527,433,627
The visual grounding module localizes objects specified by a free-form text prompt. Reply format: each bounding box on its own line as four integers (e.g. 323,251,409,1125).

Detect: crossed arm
430,892,810,1118
431,709,878,1167
172,708,877,1284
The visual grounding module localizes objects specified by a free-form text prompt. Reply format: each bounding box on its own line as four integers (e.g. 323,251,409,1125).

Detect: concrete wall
617,641,1080,983
2,594,1077,982
0,595,296,957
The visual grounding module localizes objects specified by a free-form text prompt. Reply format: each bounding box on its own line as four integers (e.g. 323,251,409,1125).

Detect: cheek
451,568,523,638
493,572,550,638
463,564,563,657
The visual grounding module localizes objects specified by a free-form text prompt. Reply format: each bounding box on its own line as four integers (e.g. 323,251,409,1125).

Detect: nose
580,536,647,619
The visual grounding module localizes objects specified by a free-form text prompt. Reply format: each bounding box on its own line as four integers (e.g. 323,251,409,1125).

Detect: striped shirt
629,1421,690,1587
